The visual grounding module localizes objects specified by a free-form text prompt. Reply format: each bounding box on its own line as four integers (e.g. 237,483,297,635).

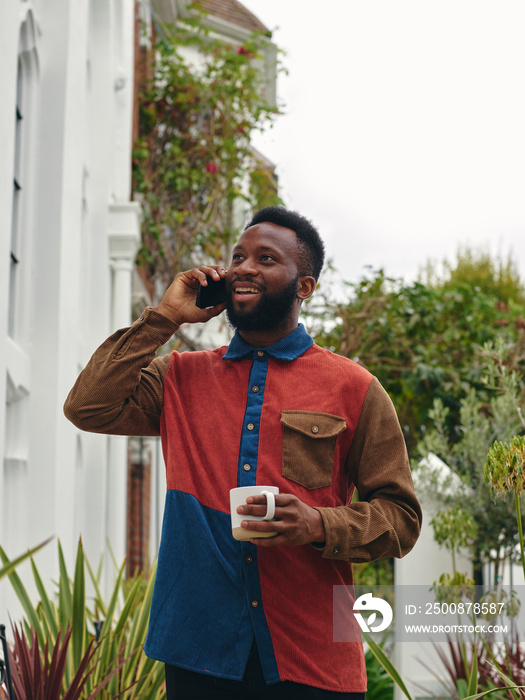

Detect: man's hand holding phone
195,274,227,309
153,265,227,326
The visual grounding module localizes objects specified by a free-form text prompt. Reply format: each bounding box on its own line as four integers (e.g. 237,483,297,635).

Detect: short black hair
245,206,325,282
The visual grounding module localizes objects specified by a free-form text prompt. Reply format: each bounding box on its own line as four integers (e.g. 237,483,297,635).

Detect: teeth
236,287,260,294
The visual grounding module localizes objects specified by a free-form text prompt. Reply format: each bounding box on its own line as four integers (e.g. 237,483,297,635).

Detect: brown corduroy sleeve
314,377,422,563
63,307,178,436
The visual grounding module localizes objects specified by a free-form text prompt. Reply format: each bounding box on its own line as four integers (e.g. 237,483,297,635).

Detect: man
64,206,421,699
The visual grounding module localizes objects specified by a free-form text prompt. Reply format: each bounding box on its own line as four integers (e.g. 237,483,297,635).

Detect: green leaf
31,557,59,640
114,575,142,637
463,686,525,700
0,543,46,649
71,539,87,671
0,538,51,580
58,541,72,630
483,662,523,700
121,562,158,688
127,560,157,655
467,647,478,696
85,554,107,621
363,633,413,700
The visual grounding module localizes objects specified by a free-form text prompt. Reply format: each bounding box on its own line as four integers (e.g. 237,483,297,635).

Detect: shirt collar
223,323,314,362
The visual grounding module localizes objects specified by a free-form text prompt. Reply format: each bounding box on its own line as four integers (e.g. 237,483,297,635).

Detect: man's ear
297,276,316,301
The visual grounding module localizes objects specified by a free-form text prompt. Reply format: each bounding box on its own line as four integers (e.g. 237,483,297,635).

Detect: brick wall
126,438,152,577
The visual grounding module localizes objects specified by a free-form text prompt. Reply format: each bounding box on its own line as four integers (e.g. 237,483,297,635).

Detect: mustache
230,277,266,292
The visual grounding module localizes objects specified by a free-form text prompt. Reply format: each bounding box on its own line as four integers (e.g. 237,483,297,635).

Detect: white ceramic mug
230,485,279,541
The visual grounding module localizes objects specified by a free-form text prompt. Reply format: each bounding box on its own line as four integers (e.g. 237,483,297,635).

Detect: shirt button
251,600,259,608
252,386,260,393
247,423,254,431
311,425,319,434
257,351,264,357
333,546,341,556
245,555,253,563
243,463,251,472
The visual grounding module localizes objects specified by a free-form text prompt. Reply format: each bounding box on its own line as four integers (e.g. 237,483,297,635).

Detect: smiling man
64,206,421,699
225,221,315,342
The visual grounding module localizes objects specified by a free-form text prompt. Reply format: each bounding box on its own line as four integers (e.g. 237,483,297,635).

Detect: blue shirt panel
144,490,257,679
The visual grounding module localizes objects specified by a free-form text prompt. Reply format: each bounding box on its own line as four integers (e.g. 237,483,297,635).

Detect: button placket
241,542,266,626
235,354,271,637
236,354,269,487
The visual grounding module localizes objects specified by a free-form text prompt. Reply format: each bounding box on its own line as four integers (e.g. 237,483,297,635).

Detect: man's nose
235,256,258,276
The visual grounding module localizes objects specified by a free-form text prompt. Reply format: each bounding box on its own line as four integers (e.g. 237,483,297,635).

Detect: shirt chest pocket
280,411,347,490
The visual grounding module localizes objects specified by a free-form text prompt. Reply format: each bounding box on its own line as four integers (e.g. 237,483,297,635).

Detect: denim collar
223,323,314,362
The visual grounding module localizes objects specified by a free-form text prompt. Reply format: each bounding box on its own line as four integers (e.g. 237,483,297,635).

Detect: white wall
0,0,140,621
394,494,473,700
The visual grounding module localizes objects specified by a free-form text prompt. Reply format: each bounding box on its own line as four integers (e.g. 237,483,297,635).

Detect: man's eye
231,254,243,262
261,255,274,261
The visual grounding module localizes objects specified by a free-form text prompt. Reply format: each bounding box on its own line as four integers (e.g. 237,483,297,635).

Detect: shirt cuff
312,507,346,560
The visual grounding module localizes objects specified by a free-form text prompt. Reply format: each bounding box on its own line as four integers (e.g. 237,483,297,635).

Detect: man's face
225,223,302,333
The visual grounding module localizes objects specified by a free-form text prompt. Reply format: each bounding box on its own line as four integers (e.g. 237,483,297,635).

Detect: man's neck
238,321,299,348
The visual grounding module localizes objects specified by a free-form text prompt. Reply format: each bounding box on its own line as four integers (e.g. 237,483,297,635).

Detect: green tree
415,338,525,585
423,246,525,306
313,252,525,449
312,250,525,586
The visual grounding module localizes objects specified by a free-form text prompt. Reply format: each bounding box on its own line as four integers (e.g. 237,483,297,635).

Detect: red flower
205,162,218,174
237,45,252,57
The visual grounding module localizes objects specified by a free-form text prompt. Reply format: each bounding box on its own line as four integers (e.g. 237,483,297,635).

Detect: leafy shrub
0,540,165,699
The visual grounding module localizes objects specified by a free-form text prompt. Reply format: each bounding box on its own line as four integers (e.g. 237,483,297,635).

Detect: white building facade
0,0,140,611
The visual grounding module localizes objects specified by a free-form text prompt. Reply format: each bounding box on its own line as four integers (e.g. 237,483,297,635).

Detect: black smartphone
195,275,227,309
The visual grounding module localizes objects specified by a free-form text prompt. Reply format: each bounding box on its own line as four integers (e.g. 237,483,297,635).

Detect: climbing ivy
133,7,283,299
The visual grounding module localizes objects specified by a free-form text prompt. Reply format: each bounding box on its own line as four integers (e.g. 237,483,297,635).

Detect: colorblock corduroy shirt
64,308,422,693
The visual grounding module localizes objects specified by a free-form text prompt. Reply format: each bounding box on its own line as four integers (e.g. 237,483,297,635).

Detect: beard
226,276,299,333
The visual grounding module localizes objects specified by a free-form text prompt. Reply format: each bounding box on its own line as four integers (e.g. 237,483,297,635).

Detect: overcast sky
241,0,525,287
